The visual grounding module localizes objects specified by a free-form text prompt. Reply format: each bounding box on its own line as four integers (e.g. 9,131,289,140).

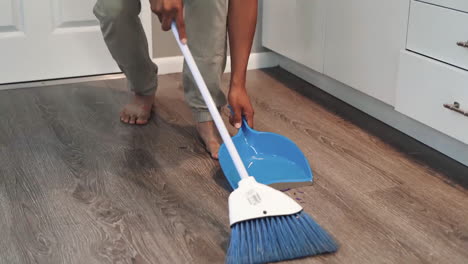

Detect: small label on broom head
246,190,262,205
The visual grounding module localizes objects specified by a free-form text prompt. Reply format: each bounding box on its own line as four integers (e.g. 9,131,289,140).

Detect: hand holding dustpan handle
171,22,250,180
227,105,250,128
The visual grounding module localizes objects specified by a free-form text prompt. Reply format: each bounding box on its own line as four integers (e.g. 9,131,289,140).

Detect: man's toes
129,116,137,124
207,141,220,160
136,117,149,125
121,113,130,123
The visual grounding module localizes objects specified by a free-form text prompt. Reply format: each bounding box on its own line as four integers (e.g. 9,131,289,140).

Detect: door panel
0,0,24,37
0,0,152,84
52,0,99,28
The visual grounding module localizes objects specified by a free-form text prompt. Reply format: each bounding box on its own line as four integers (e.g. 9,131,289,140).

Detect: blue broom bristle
226,211,338,264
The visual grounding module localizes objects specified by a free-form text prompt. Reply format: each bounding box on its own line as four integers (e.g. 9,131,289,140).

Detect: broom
171,22,338,264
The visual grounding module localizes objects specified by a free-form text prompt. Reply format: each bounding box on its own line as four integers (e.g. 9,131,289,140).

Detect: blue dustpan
219,118,313,190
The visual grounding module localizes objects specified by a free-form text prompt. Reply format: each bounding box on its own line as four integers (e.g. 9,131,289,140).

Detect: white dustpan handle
171,22,250,180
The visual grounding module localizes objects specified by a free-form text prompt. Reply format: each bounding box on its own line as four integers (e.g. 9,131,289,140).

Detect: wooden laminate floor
0,68,467,264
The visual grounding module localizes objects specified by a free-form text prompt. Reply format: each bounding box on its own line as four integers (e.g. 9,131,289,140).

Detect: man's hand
150,0,186,43
228,87,254,129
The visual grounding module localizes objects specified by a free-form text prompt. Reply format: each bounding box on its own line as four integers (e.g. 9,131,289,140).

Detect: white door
0,0,152,84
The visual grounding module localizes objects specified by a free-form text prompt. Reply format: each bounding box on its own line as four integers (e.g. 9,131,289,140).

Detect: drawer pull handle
444,102,468,116
457,41,468,48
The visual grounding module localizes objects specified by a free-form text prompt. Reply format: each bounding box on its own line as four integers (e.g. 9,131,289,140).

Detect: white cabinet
396,51,468,145
262,0,326,73
396,0,468,145
323,0,410,106
407,1,468,71
262,0,410,106
262,0,468,165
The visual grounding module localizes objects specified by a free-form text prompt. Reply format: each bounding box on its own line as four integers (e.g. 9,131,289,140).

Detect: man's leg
94,0,157,125
183,0,228,159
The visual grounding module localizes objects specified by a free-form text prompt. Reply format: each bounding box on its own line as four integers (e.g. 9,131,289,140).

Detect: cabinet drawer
407,1,468,70
396,51,468,144
415,0,468,13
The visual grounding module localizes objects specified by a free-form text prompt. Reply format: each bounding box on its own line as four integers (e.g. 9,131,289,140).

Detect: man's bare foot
120,93,155,125
197,121,222,160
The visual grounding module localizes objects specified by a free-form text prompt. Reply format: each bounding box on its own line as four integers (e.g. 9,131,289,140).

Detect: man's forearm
228,0,258,90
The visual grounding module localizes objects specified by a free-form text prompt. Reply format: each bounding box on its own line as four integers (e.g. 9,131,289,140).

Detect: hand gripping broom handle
171,22,250,180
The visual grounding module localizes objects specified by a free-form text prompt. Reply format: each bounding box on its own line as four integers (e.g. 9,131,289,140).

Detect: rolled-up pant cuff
193,108,221,123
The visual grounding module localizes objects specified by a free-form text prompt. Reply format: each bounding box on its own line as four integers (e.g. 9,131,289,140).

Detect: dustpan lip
219,122,314,190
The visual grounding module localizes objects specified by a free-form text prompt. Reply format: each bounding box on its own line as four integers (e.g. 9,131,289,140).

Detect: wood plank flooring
0,68,467,264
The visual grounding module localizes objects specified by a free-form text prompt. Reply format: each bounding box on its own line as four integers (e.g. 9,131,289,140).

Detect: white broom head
228,176,303,226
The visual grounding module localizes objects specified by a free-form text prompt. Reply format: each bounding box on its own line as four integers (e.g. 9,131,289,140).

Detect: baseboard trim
277,54,468,167
0,73,125,91
153,51,279,75
0,52,279,90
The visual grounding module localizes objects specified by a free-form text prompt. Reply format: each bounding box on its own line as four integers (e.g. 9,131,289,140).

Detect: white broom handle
171,22,250,180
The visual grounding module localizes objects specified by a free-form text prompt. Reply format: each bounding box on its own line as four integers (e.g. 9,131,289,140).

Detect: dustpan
219,115,313,190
